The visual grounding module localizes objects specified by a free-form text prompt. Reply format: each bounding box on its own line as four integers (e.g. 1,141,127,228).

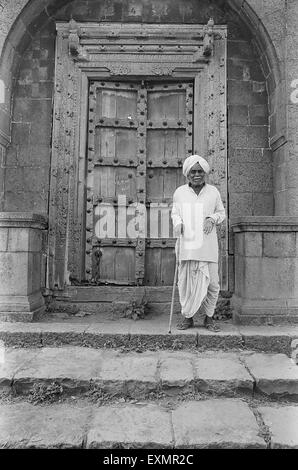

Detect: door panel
145,82,193,285
86,80,193,285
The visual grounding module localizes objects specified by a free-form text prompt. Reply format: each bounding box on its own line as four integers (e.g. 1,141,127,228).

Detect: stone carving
108,63,174,76
109,64,132,75
68,19,89,62
203,18,215,56
151,64,174,76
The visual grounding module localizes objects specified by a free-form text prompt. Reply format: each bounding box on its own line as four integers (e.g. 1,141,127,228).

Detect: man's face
187,162,206,187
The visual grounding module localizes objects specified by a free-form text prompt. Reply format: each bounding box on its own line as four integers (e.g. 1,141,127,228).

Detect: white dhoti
178,261,220,319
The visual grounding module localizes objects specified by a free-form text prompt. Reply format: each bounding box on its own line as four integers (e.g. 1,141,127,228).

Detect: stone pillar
231,216,298,325
277,0,298,216
0,212,47,321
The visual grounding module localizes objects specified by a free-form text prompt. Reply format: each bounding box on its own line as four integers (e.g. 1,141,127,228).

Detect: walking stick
168,236,181,334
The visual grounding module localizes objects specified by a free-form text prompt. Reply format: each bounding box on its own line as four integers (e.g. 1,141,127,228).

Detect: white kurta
171,183,226,263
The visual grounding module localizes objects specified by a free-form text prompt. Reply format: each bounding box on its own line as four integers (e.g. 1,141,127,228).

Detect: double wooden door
86,79,193,286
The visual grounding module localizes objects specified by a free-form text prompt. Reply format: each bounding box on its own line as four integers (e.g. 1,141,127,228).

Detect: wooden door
86,80,193,286
145,81,193,285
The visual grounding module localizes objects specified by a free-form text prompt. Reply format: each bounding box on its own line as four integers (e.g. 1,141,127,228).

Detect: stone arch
0,0,282,114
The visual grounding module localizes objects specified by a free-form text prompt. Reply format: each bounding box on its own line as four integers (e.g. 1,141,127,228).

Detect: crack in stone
250,405,271,449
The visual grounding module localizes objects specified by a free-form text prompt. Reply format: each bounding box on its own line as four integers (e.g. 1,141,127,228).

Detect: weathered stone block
228,41,254,60
227,60,244,80
172,400,265,448
229,163,273,193
7,227,29,252
252,193,274,216
239,326,293,354
31,81,53,100
4,189,49,213
244,353,298,396
11,122,30,146
23,167,49,192
98,354,158,395
229,148,269,164
0,403,92,448
229,105,249,125
249,105,268,125
13,98,32,121
248,61,267,82
247,126,268,148
194,354,254,394
244,232,263,257
4,167,25,193
229,125,249,148
245,257,295,299
229,192,253,217
0,252,29,294
17,144,50,166
228,81,254,106
159,355,194,388
12,346,102,393
87,405,173,448
263,232,296,257
259,407,298,449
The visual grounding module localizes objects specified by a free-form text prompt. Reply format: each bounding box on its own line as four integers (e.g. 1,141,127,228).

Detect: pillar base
0,305,45,322
231,216,298,326
231,295,298,325
0,212,47,322
0,292,45,322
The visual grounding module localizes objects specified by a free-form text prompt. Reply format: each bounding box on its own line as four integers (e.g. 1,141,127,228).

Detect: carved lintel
203,18,215,57
68,19,90,62
107,63,174,76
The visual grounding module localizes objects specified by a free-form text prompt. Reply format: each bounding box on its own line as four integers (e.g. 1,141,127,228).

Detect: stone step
1,347,298,399
1,400,298,449
1,319,298,354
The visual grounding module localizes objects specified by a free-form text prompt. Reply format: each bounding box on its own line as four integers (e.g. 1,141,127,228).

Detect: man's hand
204,218,215,235
174,223,184,237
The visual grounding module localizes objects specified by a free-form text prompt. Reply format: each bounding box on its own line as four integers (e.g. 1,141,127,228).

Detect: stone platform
1,347,298,399
0,317,298,354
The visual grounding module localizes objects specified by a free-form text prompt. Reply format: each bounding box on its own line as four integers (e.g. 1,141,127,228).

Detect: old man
171,155,225,331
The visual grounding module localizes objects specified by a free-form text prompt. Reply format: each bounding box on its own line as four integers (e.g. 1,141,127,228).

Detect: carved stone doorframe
48,21,228,292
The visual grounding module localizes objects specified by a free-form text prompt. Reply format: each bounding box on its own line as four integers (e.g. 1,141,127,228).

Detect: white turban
182,155,210,177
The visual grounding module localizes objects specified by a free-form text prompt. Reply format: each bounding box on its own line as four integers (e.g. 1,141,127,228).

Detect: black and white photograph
0,0,297,456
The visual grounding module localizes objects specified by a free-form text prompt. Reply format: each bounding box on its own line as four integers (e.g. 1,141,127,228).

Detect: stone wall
3,22,55,214
2,0,273,223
